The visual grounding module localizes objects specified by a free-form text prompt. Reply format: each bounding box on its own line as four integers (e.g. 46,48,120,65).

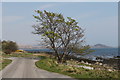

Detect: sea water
23,48,119,60
82,48,118,60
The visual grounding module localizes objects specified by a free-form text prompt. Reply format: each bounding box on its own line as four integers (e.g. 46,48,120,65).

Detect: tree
0,40,1,50
2,40,18,54
33,10,92,63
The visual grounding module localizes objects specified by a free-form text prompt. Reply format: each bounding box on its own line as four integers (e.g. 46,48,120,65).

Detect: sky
1,0,119,2
1,2,118,47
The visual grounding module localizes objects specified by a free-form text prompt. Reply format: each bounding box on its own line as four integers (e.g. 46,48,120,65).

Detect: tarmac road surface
1,57,75,79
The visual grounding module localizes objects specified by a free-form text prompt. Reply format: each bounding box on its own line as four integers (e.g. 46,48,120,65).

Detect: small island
91,44,113,48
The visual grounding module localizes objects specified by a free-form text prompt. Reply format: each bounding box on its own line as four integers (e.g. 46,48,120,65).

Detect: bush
0,59,12,70
38,56,47,59
2,40,18,54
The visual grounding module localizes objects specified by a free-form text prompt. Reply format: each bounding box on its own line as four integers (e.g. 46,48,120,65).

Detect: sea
82,48,119,60
22,48,119,60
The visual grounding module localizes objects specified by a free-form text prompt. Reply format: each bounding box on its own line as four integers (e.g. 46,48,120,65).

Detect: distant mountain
91,44,113,48
18,44,47,49
18,44,113,49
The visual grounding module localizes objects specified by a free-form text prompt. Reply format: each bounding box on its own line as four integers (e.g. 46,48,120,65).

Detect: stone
85,62,89,64
82,66,94,70
103,64,107,67
99,63,102,65
81,60,84,63
95,62,99,65
108,69,113,72
88,63,91,65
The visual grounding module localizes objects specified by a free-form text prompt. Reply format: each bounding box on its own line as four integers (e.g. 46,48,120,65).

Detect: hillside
91,44,112,48
18,44,47,49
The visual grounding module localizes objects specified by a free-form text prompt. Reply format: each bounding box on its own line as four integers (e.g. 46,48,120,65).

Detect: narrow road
1,57,74,78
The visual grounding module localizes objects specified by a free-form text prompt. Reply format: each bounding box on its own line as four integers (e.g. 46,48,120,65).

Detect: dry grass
33,53,50,57
36,58,120,78
0,51,3,63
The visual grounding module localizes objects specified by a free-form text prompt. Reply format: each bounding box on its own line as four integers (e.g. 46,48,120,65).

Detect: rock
95,62,99,65
76,65,94,70
88,63,92,65
98,68,101,70
99,63,103,65
108,69,113,72
81,60,85,63
103,64,107,67
85,62,89,65
95,67,101,70
76,61,79,63
82,66,94,70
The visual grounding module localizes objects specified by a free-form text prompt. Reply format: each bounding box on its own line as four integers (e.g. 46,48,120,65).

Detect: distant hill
18,44,47,49
18,44,113,49
91,44,113,48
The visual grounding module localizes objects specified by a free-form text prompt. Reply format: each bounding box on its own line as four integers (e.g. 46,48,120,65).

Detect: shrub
2,40,18,54
38,56,47,59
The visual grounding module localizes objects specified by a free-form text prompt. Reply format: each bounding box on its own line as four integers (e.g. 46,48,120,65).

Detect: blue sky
0,2,2,40
2,2,118,47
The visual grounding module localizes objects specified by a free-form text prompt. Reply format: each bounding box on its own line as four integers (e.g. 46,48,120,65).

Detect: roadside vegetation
0,59,12,70
2,52,34,58
0,50,12,70
35,53,120,79
2,40,18,54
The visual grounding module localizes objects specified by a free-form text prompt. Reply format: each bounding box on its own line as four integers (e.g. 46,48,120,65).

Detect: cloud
3,16,24,23
39,4,57,10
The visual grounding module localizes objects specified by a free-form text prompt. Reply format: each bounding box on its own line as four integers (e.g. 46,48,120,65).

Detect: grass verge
35,58,120,79
2,52,34,58
0,59,12,70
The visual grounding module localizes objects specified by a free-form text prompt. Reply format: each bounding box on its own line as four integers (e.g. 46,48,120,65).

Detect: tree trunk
57,54,67,63
57,57,63,63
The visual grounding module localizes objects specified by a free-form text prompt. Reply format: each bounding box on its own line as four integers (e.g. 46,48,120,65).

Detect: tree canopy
2,40,18,54
33,10,92,63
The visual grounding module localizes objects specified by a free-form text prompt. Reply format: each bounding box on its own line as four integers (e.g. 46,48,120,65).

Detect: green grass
25,53,33,54
0,59,12,70
38,56,47,59
35,58,120,79
2,52,34,58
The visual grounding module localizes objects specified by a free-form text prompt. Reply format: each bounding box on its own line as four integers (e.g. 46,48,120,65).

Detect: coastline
21,48,119,59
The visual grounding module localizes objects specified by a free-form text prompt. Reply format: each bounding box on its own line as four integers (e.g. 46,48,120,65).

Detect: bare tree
33,10,92,63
